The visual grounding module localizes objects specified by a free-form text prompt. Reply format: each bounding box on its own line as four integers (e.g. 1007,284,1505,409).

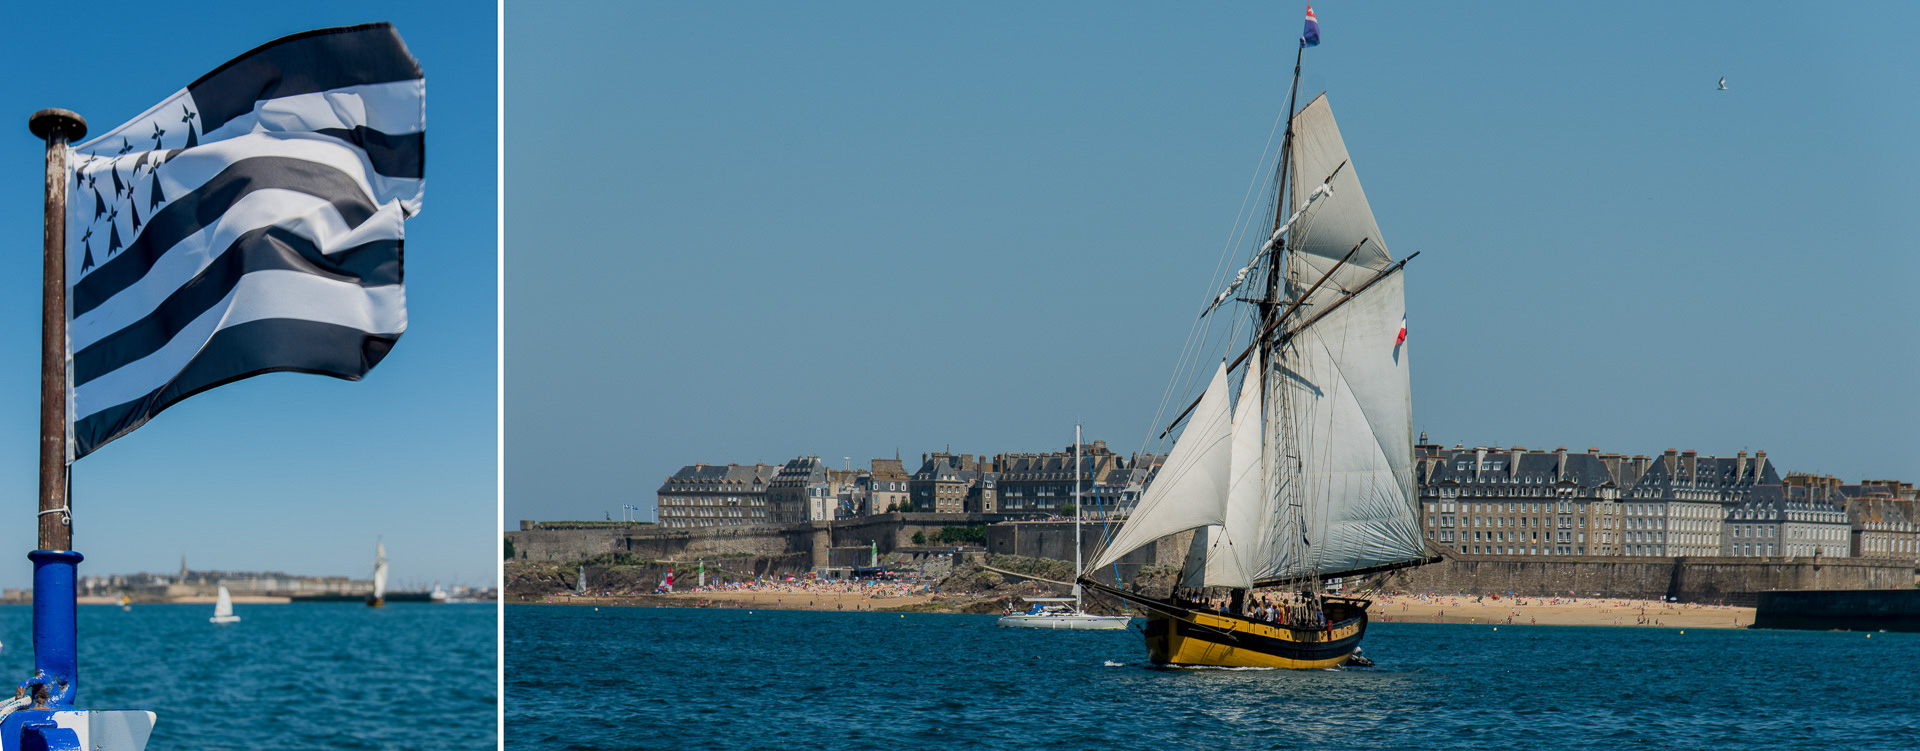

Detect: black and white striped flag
64,23,424,460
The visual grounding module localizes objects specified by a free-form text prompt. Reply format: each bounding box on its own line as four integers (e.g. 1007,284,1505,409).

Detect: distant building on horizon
656,462,777,529
1415,436,1877,561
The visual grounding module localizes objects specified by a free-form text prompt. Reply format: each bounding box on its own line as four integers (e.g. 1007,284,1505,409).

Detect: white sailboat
209,586,240,624
998,425,1132,630
1078,40,1433,667
366,542,389,608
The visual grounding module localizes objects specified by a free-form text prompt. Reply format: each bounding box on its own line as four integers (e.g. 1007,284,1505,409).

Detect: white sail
372,542,389,600
1086,363,1234,573
210,585,239,623
1263,261,1423,581
1184,360,1265,589
1179,525,1236,589
1285,94,1393,293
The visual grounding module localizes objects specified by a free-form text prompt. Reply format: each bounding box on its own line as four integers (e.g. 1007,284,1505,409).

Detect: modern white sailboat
998,425,1132,630
209,586,240,625
366,542,389,608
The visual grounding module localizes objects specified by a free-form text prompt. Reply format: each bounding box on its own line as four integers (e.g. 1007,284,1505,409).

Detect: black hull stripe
74,156,379,319
73,228,401,386
188,23,422,134
1147,615,1366,662
74,319,398,459
313,127,424,180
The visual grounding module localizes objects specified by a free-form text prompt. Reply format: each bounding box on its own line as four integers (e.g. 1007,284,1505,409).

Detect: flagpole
27,108,86,711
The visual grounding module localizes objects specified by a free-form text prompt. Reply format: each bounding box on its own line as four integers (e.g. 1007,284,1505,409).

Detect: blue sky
505,2,1918,524
0,3,497,589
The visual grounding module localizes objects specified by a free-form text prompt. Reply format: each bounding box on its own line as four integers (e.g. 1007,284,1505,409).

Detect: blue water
0,603,494,750
507,605,1920,750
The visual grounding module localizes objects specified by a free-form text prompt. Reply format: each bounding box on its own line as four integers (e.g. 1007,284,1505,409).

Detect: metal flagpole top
28,109,86,142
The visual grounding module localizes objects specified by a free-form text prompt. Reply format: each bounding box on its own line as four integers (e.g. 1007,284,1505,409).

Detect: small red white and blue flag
1301,6,1321,48
1395,315,1408,346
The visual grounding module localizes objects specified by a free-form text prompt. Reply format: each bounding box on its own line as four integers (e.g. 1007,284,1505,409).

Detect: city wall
984,521,1191,585
1390,554,1913,604
509,514,1017,566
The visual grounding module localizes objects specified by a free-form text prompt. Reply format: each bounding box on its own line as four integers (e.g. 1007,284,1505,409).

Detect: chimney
1555,446,1569,481
1735,451,1748,484
1753,450,1767,483
1474,447,1487,482
1511,447,1524,479
1681,450,1698,483
1662,449,1678,477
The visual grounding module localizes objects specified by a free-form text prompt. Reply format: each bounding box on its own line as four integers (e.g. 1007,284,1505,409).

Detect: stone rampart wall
1390,555,1913,604
985,521,1191,586
508,515,1012,565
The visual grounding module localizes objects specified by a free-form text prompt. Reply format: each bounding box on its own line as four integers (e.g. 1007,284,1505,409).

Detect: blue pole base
0,710,154,751
23,551,81,710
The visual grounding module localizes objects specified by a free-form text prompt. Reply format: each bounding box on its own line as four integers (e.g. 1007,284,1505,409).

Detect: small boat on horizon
209,586,240,625
366,542,388,608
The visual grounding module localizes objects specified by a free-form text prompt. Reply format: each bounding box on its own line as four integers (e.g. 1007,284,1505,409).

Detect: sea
507,604,1920,750
0,602,495,750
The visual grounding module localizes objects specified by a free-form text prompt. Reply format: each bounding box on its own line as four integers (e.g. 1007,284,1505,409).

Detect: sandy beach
1362,594,1754,629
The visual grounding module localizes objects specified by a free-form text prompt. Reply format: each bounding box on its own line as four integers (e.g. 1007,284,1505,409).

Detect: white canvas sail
1087,363,1235,573
1285,94,1393,294
210,585,239,623
1260,272,1424,581
1184,360,1265,589
372,542,389,600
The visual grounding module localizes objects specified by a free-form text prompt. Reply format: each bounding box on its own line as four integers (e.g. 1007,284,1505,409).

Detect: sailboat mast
1074,424,1082,613
1267,41,1316,596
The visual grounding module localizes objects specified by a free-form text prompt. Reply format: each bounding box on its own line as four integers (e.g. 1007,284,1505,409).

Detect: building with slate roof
994,441,1134,519
1616,449,1778,557
1412,437,1867,559
655,463,778,529
1416,438,1624,557
767,456,849,524
1722,478,1850,558
909,452,993,514
1833,480,1920,563
856,458,911,516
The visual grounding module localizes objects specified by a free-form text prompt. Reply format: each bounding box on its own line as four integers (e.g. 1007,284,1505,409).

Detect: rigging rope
1138,102,1294,462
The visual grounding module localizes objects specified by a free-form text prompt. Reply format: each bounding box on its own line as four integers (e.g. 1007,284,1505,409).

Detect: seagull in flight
1717,77,1727,91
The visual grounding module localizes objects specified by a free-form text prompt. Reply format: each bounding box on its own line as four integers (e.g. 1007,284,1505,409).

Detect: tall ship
1079,25,1434,669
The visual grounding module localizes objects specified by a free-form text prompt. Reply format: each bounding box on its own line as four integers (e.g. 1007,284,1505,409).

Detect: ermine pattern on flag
64,23,423,460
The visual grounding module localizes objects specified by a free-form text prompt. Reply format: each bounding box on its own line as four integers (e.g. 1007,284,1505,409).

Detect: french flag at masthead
1395,315,1408,346
1301,6,1321,48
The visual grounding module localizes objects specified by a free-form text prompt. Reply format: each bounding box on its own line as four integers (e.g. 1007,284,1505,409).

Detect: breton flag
1301,6,1321,48
64,24,424,461
1395,314,1408,346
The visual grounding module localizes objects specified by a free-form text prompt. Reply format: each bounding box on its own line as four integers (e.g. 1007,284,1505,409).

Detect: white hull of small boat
997,613,1131,630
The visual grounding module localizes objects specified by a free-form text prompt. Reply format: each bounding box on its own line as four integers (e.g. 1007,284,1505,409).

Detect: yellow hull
1144,607,1366,669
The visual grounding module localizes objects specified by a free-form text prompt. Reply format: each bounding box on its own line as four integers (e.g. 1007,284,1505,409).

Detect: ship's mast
1074,424,1083,614
1263,42,1320,602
